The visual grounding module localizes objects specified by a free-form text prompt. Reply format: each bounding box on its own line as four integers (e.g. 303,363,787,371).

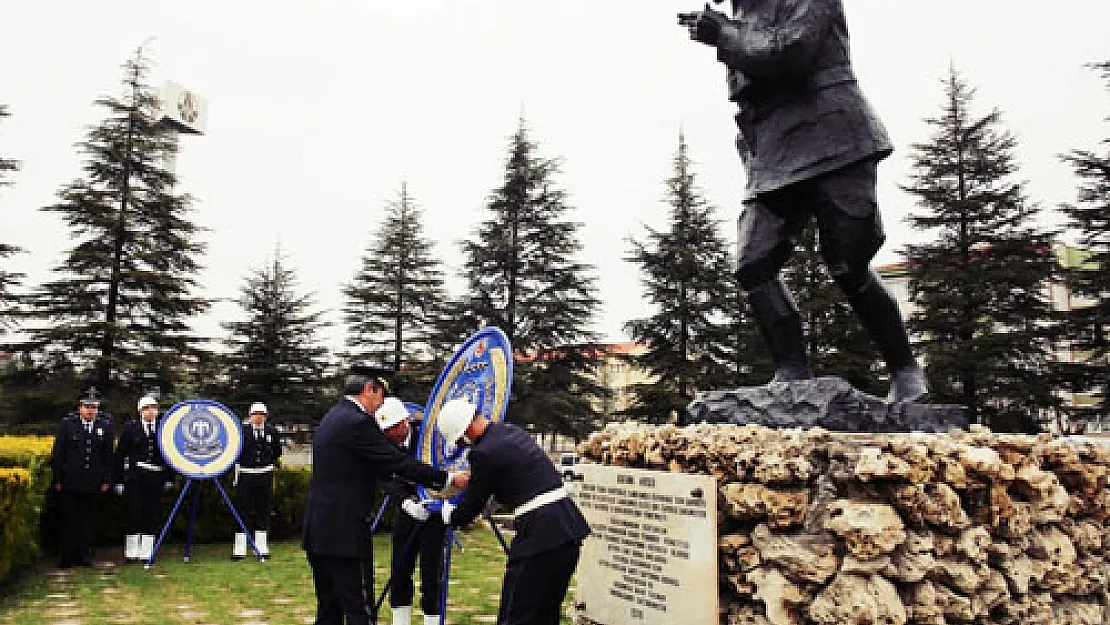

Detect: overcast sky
2,1,1108,352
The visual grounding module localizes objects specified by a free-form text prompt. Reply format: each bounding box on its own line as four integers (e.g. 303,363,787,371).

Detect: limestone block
725,605,772,625
752,449,814,485
1052,600,1104,625
807,573,906,625
826,501,906,559
904,580,946,625
957,444,1015,482
970,569,1010,618
1013,464,1070,524
747,566,807,625
840,554,891,575
750,524,838,584
854,446,914,482
933,556,990,594
955,526,991,564
720,483,808,529
884,530,936,583
890,482,970,530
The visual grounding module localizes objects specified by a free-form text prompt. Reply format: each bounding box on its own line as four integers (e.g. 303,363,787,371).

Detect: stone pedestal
686,376,969,433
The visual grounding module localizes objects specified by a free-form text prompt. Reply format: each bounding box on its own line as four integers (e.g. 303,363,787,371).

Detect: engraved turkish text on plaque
572,464,718,625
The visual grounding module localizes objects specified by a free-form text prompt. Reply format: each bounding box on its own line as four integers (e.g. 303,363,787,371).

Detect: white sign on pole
159,81,208,135
572,464,718,625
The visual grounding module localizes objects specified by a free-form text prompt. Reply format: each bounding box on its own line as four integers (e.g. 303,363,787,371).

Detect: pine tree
222,253,330,423
624,133,735,423
902,67,1059,431
0,103,23,333
1059,61,1110,425
780,225,883,395
342,182,448,381
461,118,603,437
19,52,209,398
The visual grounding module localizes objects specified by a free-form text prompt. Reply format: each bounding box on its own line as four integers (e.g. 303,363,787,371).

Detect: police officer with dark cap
232,402,282,561
114,395,172,563
51,387,115,568
302,364,469,625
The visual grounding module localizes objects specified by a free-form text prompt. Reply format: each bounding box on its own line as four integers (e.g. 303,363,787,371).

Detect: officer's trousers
390,513,446,614
498,541,581,625
234,472,273,533
307,552,375,625
124,470,164,535
59,490,98,567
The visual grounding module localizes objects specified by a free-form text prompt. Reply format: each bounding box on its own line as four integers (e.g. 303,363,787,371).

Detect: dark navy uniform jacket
239,422,282,469
51,414,115,493
716,0,892,198
450,422,590,560
302,398,448,559
114,419,167,483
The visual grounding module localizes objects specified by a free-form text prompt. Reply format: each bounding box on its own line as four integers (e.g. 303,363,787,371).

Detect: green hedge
0,435,399,575
0,436,53,584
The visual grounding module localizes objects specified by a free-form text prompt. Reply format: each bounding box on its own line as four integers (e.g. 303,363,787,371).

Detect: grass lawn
0,527,574,625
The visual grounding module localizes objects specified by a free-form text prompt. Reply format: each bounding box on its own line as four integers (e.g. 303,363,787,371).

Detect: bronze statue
679,0,928,403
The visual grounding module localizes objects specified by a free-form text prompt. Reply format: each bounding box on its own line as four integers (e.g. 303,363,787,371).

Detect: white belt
135,461,164,472
238,465,274,474
513,487,568,518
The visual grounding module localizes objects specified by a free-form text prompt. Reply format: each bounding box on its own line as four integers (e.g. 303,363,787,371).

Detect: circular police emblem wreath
159,399,243,479
416,327,512,503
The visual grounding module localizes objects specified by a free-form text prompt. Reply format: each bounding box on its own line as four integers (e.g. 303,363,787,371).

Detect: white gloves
114,484,124,496
401,498,430,522
441,501,456,525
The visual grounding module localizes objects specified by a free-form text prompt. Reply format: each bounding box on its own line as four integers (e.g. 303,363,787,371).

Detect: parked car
558,452,579,481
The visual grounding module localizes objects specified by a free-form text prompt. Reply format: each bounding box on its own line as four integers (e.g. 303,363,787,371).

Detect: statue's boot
842,271,930,404
747,279,813,383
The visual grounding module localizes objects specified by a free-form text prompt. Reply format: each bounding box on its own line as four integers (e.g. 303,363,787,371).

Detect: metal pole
183,482,202,562
370,495,391,534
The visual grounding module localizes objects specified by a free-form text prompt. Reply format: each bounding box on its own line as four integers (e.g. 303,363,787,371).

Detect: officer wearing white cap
376,398,446,625
232,402,282,560
436,398,590,625
114,395,172,563
302,364,469,625
50,387,115,568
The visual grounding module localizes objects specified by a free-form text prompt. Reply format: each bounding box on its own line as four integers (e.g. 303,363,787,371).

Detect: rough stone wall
577,423,1110,625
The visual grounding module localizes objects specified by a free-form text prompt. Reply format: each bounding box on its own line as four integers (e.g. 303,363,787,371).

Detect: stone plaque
572,464,718,625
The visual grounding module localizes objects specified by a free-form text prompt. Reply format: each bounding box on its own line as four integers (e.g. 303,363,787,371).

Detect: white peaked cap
249,402,268,414
137,396,158,411
375,397,409,430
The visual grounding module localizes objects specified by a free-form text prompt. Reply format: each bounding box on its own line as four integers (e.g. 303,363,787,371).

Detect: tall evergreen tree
1059,60,1110,425
461,118,602,437
902,67,1058,431
0,103,23,333
19,52,208,398
624,133,735,423
780,225,883,395
222,253,330,423
342,182,448,378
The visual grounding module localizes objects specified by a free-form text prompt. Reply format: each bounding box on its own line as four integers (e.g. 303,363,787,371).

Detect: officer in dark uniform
51,388,115,568
114,395,172,563
302,365,469,625
680,0,928,402
232,402,282,561
437,398,590,625
376,398,446,625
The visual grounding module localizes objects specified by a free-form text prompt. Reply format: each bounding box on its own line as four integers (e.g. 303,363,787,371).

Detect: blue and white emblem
159,399,243,479
416,327,512,503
